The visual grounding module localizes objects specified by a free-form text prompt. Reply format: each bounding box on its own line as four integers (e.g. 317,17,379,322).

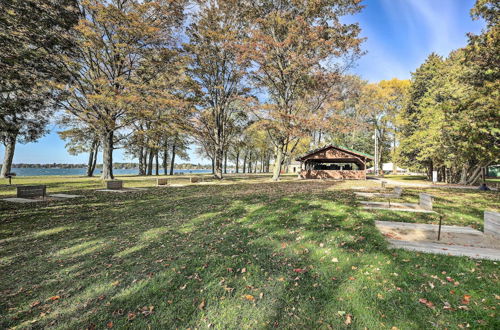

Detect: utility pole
374,128,379,176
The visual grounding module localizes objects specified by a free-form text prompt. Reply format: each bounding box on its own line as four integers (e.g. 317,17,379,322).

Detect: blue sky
1,0,485,165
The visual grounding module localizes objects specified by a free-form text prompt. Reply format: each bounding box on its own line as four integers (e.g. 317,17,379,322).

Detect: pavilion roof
295,144,374,161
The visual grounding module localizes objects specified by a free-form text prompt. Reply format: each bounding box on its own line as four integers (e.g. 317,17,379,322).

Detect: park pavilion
296,145,373,180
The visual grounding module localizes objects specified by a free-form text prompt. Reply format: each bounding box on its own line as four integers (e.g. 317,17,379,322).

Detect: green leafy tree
241,0,364,181
58,124,100,177
185,0,250,179
396,2,499,186
0,0,78,177
58,0,186,179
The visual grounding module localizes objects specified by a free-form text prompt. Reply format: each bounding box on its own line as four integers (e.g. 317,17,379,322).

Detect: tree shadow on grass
0,181,498,329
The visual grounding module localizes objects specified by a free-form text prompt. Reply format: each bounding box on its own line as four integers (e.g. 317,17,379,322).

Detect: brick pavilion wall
299,170,366,180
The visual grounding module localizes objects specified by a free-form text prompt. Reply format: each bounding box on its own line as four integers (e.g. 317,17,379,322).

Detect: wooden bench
106,180,123,190
157,178,168,186
17,185,46,199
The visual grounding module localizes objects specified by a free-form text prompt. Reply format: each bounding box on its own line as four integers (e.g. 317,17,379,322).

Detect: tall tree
0,0,78,177
396,53,445,178
460,0,500,183
396,37,498,185
58,0,185,179
242,0,364,180
58,126,100,177
185,0,250,179
357,79,409,174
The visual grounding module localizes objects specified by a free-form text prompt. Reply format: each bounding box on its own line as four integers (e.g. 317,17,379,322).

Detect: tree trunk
224,151,227,174
243,152,247,173
214,146,223,179
272,147,284,181
138,146,146,175
211,157,215,174
235,151,240,173
169,142,176,175
1,133,17,178
100,130,114,180
427,160,433,181
91,145,98,175
86,139,99,177
146,148,154,176
155,151,159,176
163,147,169,175
86,147,94,177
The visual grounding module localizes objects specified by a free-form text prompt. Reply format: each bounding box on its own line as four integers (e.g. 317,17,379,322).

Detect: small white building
367,162,409,174
287,160,302,173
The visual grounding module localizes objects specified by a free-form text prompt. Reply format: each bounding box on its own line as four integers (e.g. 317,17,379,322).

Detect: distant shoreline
1,163,212,170
2,167,213,177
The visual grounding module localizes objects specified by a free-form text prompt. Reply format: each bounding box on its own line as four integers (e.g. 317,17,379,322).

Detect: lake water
8,168,212,177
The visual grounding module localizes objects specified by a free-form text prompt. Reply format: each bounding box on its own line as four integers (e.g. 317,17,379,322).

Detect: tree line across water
1,0,498,184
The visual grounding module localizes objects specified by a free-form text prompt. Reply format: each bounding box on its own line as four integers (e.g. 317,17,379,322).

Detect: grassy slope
0,176,499,329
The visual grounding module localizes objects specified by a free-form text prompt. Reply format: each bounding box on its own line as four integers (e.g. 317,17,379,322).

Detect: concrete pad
377,221,499,249
96,187,147,193
355,192,399,198
361,201,421,208
95,189,129,193
375,220,483,235
362,203,436,213
361,201,435,213
387,239,500,261
49,194,83,199
1,197,43,203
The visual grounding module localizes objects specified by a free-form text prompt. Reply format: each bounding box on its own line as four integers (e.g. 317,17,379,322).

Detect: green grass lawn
0,176,499,329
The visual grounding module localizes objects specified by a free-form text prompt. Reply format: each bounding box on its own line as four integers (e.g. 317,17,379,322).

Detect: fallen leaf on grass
243,294,255,301
418,298,435,309
30,301,41,308
293,268,307,274
443,302,455,311
198,299,206,310
48,296,60,301
140,305,154,316
331,258,339,263
106,321,113,328
344,314,352,325
127,312,136,321
461,295,471,304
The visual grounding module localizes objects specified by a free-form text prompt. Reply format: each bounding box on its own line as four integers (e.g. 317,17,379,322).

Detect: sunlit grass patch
0,176,498,329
